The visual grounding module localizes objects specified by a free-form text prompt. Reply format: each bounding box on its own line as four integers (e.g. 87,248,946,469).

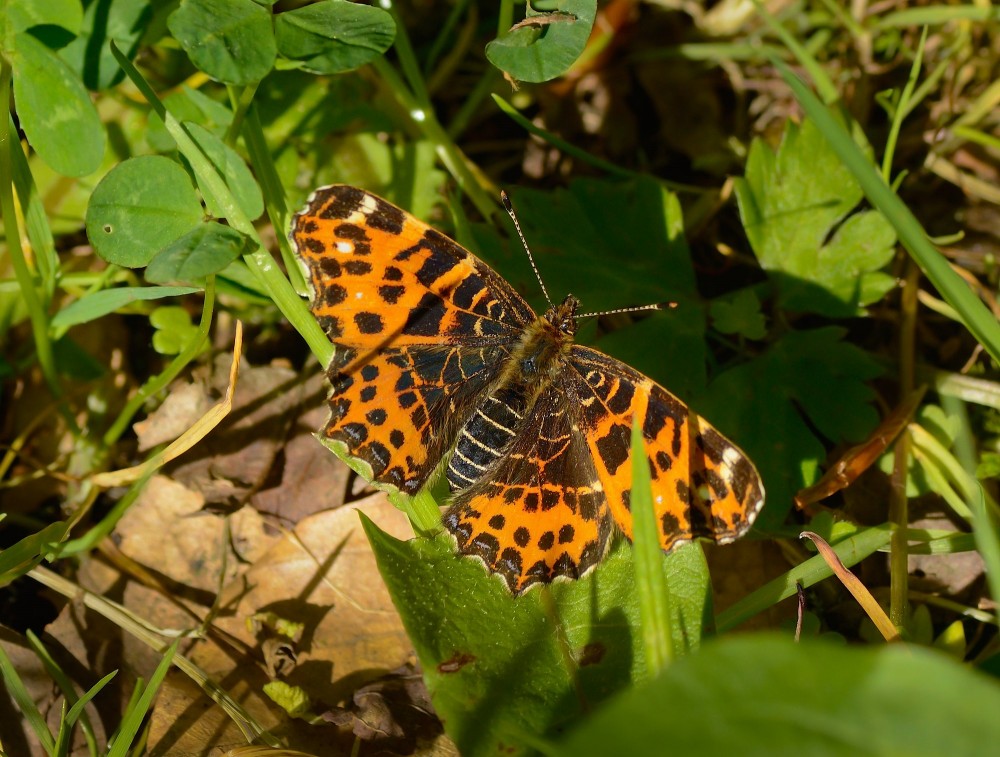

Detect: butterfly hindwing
442,384,614,593
322,343,505,492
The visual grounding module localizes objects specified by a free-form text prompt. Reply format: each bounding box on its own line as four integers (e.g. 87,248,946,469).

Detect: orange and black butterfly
291,185,764,594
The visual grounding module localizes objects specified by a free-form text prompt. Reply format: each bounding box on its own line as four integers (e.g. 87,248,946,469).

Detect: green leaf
51,286,200,329
0,521,69,588
168,0,277,85
709,288,767,340
263,681,313,718
274,0,395,74
734,117,897,317
59,0,151,90
556,635,1000,756
184,122,264,221
497,179,694,309
362,512,708,757
9,31,105,177
699,327,882,528
477,178,707,395
486,0,597,83
6,0,83,36
150,306,200,355
85,156,204,268
146,224,249,284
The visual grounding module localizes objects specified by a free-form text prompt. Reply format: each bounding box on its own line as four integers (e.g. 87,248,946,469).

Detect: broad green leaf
473,178,706,397
734,117,897,317
709,288,767,340
85,156,204,267
10,31,104,177
486,0,597,83
59,0,151,90
699,327,882,528
51,286,200,329
498,178,695,312
6,0,83,35
168,0,277,85
363,513,709,757
556,635,1000,756
0,521,69,587
145,223,248,284
184,122,264,221
274,0,395,74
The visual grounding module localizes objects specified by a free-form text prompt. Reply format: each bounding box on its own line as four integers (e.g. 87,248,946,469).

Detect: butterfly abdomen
447,388,526,491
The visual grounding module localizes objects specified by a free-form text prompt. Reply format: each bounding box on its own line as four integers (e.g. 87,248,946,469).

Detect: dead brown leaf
146,495,439,755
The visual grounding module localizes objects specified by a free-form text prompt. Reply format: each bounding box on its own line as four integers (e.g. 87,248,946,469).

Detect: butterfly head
545,295,580,337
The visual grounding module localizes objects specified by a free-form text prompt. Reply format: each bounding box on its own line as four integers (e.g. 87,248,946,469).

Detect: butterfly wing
291,185,535,492
567,345,765,550
442,384,614,594
292,185,535,353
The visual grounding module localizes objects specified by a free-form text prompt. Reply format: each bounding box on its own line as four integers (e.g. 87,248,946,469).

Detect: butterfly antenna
577,302,678,319
501,190,553,309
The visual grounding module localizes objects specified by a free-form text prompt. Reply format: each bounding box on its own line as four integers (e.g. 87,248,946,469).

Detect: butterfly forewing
292,184,534,355
291,185,534,492
568,345,765,550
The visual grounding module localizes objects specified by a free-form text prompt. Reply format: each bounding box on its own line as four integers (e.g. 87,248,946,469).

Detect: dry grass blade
800,531,901,642
91,322,243,488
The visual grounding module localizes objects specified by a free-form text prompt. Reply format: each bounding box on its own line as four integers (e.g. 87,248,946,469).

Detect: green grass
1,0,999,754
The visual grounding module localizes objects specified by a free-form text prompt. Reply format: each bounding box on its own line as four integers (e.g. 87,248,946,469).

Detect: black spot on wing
595,423,630,476
354,312,384,334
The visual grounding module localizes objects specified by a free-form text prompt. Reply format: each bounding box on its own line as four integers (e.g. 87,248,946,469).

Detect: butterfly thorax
502,294,579,389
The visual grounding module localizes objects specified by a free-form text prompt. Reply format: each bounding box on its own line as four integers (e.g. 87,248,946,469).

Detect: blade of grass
970,485,1000,610
26,630,105,756
7,114,58,298
630,419,673,679
28,565,278,746
716,524,893,631
0,61,72,428
770,57,1000,364
875,5,1000,28
0,640,55,753
106,641,178,757
753,1,838,104
881,29,927,181
370,56,496,220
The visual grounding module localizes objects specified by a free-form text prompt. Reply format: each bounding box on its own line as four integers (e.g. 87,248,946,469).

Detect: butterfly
290,185,765,594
